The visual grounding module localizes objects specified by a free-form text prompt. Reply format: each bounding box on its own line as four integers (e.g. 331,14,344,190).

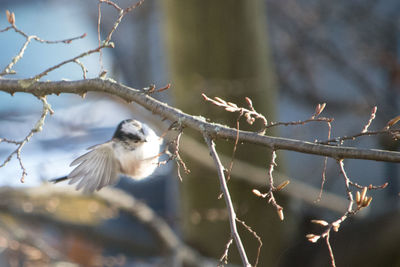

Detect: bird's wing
67,142,119,193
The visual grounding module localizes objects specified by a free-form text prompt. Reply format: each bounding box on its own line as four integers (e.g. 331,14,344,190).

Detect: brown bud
252,189,263,197
227,102,238,108
6,10,15,25
214,97,226,104
384,115,400,130
332,222,340,232
360,187,368,203
245,97,253,107
362,196,373,208
224,107,237,112
314,103,326,117
311,219,329,227
276,180,290,191
277,208,284,221
356,191,361,206
306,234,320,243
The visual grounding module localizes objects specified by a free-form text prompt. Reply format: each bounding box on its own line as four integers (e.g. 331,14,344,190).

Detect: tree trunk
162,1,286,265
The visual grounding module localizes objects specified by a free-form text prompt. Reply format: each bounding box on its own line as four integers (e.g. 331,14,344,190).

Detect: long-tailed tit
51,119,162,193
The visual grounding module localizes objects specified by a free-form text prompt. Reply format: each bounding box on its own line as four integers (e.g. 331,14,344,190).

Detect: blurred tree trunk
162,1,287,265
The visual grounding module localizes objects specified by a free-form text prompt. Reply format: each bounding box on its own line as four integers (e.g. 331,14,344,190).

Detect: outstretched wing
67,142,119,193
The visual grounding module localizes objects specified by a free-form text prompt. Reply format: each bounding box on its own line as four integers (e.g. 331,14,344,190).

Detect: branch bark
1,78,400,162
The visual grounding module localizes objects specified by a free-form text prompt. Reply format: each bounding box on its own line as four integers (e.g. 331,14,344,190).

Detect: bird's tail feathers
49,176,68,184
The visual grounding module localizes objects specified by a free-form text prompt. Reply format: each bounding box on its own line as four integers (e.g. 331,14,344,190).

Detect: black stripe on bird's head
113,119,146,143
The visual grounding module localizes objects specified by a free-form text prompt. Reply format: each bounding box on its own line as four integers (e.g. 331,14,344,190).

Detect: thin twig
318,129,400,145
202,94,268,134
325,232,336,267
203,135,251,267
236,217,262,267
226,115,241,182
218,238,233,266
33,44,112,81
158,122,190,181
0,97,53,182
102,0,145,44
361,106,377,133
317,119,332,202
252,150,285,220
0,21,86,76
307,159,380,267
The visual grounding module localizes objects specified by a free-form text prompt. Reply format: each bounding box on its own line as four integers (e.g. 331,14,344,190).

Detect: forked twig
236,217,262,267
158,122,190,181
252,150,288,221
0,10,86,77
306,159,383,267
0,97,54,182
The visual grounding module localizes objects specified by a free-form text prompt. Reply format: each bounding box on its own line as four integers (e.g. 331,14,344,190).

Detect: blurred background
0,0,399,266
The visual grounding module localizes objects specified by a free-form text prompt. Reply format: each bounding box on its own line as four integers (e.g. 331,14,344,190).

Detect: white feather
67,142,119,193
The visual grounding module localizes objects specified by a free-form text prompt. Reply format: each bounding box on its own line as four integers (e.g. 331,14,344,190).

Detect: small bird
51,119,162,193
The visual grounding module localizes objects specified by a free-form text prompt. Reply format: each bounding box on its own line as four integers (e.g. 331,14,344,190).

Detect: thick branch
1,78,400,162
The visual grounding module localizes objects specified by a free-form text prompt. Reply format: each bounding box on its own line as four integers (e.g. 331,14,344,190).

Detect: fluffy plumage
52,119,162,193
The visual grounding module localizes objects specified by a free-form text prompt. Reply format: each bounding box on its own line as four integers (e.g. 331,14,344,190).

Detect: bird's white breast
114,134,162,179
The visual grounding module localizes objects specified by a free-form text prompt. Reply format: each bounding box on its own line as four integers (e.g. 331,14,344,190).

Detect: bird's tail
49,176,68,183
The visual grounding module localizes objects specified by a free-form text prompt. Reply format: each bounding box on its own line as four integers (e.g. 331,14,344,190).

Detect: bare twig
203,135,251,267
0,97,54,182
252,150,286,220
95,0,144,76
319,129,400,145
325,232,336,267
202,93,268,134
266,102,333,128
226,116,241,183
0,11,86,77
236,218,262,267
158,121,190,181
179,133,348,212
306,159,382,267
361,106,377,133
33,43,113,81
218,238,233,266
100,0,145,44
160,127,190,181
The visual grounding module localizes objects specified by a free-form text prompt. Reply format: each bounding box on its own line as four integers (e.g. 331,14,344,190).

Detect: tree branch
1,78,399,162
203,134,251,267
